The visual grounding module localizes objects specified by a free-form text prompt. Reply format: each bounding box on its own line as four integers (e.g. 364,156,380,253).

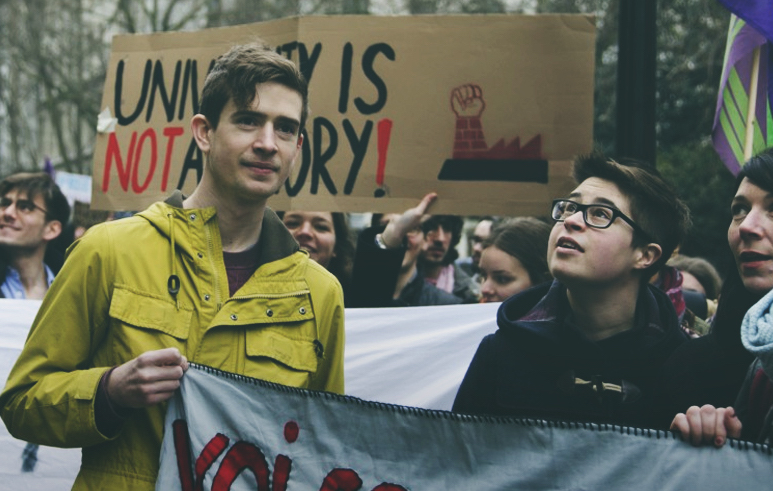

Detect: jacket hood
496,280,686,362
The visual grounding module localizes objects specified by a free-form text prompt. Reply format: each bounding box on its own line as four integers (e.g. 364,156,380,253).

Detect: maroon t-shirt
222,241,261,297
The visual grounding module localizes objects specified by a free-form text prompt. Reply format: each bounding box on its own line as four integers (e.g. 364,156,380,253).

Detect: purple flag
712,10,773,174
43,157,54,177
718,0,773,42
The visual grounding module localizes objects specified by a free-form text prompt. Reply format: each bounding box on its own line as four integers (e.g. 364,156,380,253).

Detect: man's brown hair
199,41,309,132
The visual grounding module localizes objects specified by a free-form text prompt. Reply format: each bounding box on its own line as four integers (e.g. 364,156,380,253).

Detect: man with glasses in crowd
0,172,69,300
453,153,691,429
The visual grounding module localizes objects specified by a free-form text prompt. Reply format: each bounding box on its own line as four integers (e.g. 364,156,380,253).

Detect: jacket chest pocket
106,286,192,361
246,326,319,369
236,294,319,385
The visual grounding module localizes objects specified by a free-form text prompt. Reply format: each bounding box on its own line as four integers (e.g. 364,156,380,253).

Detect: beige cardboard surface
92,14,595,215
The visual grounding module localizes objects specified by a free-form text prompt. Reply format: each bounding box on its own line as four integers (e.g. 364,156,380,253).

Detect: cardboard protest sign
92,14,595,215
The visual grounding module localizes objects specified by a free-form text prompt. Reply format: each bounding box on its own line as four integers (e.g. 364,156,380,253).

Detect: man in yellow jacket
0,42,345,490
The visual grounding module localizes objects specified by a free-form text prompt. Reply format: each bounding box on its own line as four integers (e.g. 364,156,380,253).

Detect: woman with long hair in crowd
478,217,552,303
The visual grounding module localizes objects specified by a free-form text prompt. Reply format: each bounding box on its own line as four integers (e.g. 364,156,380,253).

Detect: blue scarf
741,288,773,380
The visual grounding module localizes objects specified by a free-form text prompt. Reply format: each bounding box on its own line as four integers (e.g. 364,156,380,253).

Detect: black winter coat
452,281,688,429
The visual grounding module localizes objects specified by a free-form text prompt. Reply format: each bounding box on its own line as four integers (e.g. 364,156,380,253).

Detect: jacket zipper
205,221,222,311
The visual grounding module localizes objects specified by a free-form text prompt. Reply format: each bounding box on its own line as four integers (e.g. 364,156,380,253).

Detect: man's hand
107,348,189,409
670,405,742,447
381,192,437,248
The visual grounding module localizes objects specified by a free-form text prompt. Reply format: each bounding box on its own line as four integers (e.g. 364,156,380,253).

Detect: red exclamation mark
375,118,393,197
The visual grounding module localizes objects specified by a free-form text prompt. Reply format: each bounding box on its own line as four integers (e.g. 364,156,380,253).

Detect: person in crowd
670,286,773,447
670,148,773,447
0,172,70,299
70,201,113,241
0,172,71,472
419,214,480,303
349,193,462,307
667,255,722,301
280,211,356,292
650,261,711,336
452,153,691,429
667,254,721,320
457,217,495,280
669,287,773,448
662,148,773,422
478,217,552,303
0,42,345,489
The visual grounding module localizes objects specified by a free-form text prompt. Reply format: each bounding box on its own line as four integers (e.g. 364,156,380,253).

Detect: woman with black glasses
452,153,691,429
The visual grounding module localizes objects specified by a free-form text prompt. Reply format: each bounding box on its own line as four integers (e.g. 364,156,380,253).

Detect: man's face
471,219,493,267
422,222,453,265
0,189,58,251
547,177,646,288
195,82,303,204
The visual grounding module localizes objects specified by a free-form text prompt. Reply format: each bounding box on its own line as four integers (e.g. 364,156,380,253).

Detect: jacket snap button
204,294,210,301
230,314,237,321
197,252,204,259
299,307,306,315
266,309,274,317
189,213,196,221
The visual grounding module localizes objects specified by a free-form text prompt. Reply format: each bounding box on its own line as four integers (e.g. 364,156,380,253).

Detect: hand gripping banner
159,364,773,491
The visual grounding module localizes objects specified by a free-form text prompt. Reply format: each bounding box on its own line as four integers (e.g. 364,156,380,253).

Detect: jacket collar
163,190,300,263
497,280,686,357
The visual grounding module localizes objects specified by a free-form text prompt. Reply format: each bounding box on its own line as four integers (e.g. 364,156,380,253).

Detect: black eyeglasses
551,199,648,237
0,196,50,217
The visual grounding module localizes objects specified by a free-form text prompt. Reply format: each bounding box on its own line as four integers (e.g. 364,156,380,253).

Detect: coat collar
162,190,300,264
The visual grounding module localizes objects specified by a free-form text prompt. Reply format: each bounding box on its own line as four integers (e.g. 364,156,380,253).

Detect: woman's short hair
573,152,691,277
735,147,773,194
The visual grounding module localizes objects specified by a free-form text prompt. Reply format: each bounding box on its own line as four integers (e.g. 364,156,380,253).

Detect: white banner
160,364,773,491
343,303,498,410
0,300,81,490
0,300,496,489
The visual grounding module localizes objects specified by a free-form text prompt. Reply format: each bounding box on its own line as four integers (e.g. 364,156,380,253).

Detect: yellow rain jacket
0,193,345,490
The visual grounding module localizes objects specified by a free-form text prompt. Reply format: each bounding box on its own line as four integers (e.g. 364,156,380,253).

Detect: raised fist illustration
451,84,485,117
